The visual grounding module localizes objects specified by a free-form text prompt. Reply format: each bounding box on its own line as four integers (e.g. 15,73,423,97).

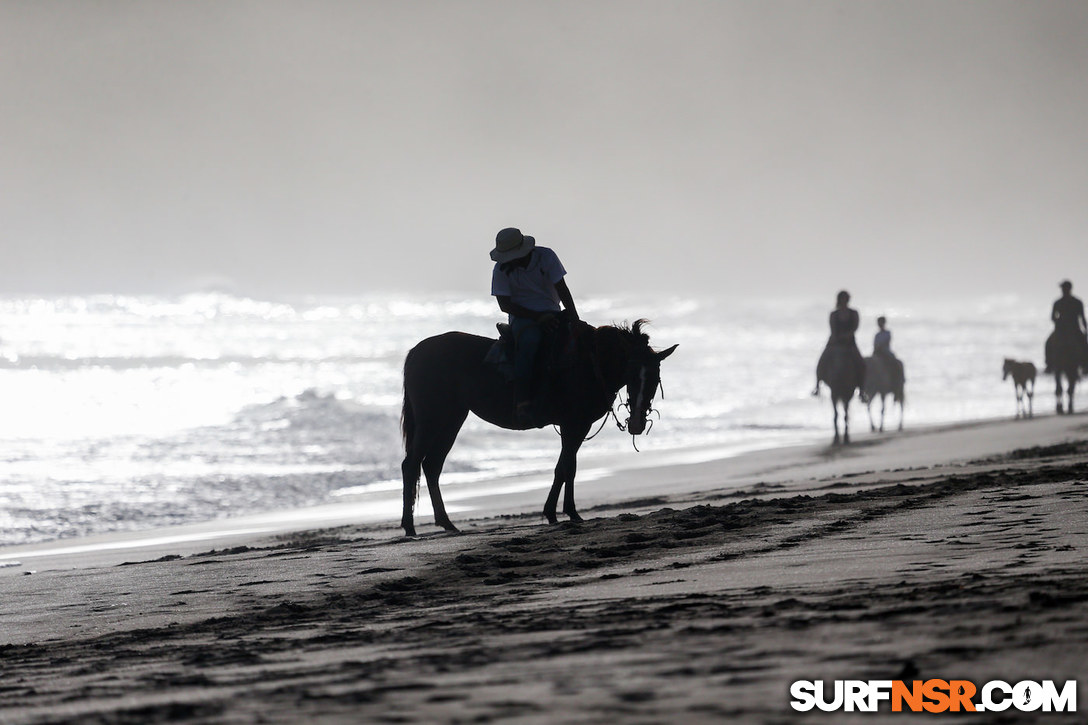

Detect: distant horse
1002,358,1036,419
1046,333,1082,414
400,319,678,536
863,355,904,432
815,345,863,445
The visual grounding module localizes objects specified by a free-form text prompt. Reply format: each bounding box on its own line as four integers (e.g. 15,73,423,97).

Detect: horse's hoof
436,520,460,533
403,527,416,537
565,510,584,523
544,512,558,525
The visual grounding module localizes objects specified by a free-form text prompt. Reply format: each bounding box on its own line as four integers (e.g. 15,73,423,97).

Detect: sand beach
5,1,1088,722
2,414,1087,724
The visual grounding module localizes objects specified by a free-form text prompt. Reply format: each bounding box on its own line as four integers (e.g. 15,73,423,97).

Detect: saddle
484,317,583,386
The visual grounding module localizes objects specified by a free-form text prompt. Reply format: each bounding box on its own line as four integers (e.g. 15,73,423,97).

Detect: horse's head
619,320,678,436
1003,358,1014,380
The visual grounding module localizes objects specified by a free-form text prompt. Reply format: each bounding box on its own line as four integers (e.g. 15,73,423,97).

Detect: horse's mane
612,318,651,347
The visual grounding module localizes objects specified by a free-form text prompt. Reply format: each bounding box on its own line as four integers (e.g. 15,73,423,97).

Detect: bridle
570,347,663,446
612,356,663,449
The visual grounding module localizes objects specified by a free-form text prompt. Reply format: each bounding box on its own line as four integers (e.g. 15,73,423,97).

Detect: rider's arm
496,295,551,323
555,279,579,320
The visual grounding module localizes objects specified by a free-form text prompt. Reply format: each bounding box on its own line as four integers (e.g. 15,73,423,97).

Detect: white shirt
491,247,567,313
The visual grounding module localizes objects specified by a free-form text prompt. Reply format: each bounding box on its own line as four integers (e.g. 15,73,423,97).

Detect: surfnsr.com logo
790,680,1077,713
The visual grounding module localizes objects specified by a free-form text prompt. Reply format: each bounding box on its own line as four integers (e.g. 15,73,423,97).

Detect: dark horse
815,346,863,445
1046,333,1083,414
400,319,677,536
863,355,905,432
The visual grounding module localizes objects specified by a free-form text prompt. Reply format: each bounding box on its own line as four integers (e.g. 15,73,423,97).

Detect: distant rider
490,227,579,418
1045,280,1088,373
813,290,866,396
873,315,905,388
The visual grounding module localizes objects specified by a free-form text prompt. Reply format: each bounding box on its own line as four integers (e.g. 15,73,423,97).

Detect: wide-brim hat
490,227,535,263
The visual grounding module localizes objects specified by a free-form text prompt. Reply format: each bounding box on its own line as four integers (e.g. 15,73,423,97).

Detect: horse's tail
400,380,415,452
400,346,418,450
400,352,421,522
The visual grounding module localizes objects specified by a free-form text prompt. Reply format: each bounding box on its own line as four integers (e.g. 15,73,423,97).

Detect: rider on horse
873,315,905,389
813,290,866,396
1045,280,1088,374
490,227,580,419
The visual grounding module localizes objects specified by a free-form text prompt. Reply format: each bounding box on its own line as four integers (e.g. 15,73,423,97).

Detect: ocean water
0,292,1055,547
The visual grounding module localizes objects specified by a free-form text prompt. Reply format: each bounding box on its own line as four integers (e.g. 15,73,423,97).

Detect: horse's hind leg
401,453,422,536
1056,377,1065,414
422,457,458,532
421,413,468,533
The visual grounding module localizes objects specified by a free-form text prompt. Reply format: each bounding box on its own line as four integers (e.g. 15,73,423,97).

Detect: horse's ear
656,344,678,361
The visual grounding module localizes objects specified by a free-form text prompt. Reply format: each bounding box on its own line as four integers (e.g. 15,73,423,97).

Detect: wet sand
2,414,1087,723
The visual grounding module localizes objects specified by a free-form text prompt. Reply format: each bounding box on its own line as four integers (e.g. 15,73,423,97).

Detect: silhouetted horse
400,319,677,536
1046,334,1082,414
1002,358,1036,419
863,355,904,432
815,345,863,445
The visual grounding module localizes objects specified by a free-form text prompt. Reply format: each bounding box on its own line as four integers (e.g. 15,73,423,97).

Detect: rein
555,323,663,447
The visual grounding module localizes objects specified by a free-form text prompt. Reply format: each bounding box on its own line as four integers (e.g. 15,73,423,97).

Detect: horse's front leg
832,399,841,445
843,399,851,445
544,423,590,524
561,424,592,522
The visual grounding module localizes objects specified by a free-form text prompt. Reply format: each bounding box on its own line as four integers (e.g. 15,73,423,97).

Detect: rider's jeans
510,316,543,399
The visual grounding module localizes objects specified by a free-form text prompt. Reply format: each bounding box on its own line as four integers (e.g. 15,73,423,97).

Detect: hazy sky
2,1,1086,300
